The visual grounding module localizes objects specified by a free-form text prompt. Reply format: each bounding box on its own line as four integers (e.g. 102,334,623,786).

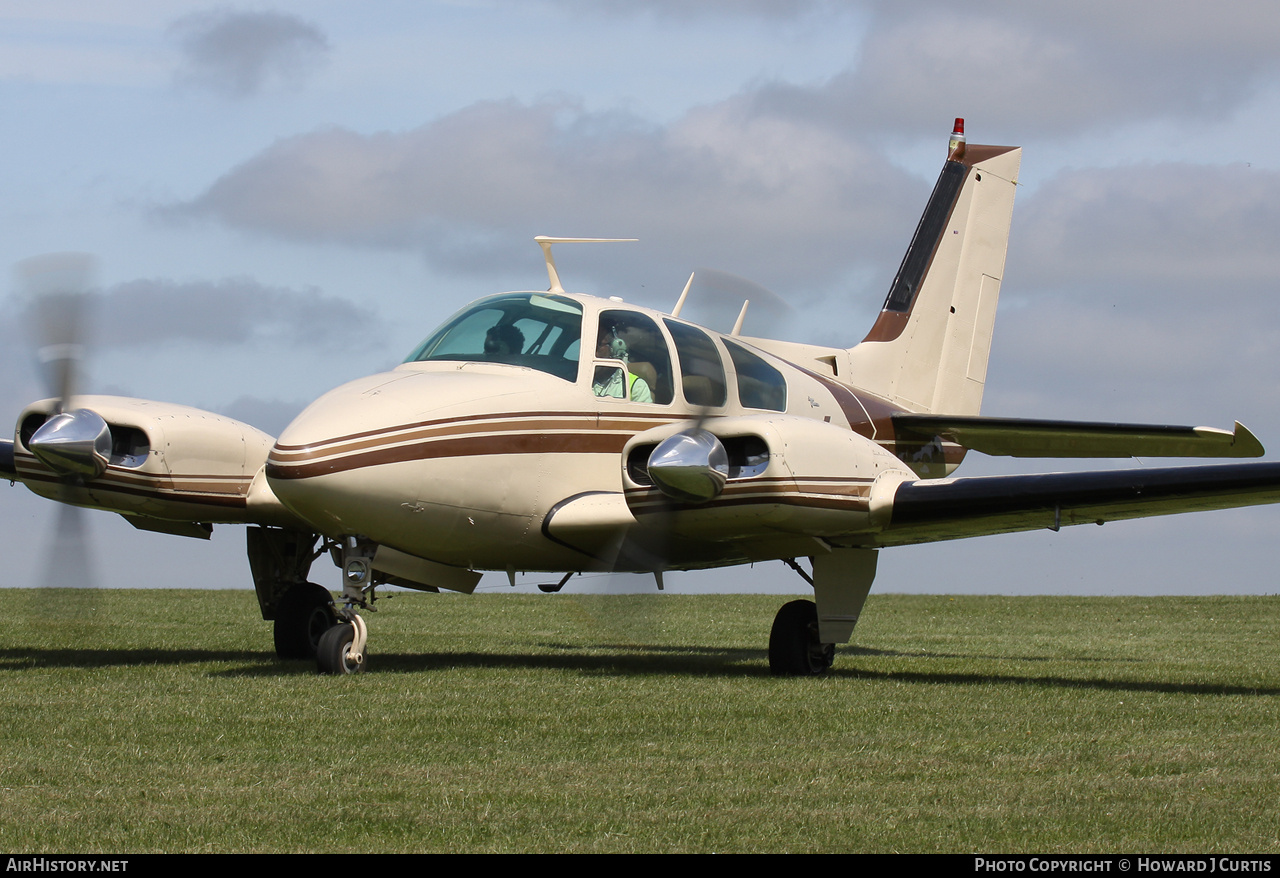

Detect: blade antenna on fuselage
730,300,750,336
533,236,637,293
671,272,695,317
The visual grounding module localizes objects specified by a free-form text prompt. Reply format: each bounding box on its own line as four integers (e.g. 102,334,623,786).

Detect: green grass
0,590,1277,852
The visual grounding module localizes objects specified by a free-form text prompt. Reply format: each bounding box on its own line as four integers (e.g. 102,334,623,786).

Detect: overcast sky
5,0,1280,598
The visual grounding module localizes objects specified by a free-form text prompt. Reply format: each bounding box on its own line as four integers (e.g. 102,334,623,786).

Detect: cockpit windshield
403,293,583,381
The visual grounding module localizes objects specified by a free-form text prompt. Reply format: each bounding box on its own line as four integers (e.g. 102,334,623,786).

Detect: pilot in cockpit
484,323,525,357
592,319,653,403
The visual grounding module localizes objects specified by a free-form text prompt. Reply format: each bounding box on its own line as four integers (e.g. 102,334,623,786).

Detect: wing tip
1231,421,1265,458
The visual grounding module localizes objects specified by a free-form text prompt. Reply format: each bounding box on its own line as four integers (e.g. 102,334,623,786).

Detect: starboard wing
875,460,1280,547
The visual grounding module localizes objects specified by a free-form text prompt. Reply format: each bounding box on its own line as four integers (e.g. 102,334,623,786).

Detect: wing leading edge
878,460,1280,547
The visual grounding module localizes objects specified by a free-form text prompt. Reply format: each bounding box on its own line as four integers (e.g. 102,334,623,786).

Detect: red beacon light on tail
948,117,966,160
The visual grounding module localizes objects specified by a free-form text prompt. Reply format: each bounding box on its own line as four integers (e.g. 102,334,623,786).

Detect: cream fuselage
261,293,924,574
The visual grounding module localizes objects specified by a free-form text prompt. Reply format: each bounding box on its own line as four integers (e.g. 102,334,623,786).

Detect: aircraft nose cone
28,408,112,479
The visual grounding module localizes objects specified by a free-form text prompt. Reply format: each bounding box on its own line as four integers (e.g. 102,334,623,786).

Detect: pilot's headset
608,331,629,362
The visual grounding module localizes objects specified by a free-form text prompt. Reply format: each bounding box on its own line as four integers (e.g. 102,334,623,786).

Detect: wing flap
878,461,1280,546
893,415,1263,458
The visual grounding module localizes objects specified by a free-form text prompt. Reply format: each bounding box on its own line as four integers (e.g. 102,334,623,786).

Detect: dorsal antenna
670,271,695,317
730,300,750,336
534,236,637,293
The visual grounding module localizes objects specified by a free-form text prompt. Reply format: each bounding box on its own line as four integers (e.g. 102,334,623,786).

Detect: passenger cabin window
593,310,673,404
664,319,727,407
724,340,787,411
403,293,583,381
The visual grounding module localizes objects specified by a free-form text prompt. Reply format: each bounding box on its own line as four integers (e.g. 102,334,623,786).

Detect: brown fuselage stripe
785,361,906,442
266,431,631,480
272,410,679,453
269,415,672,465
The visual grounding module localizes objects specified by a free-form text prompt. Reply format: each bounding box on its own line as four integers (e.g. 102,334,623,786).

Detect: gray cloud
162,0,1280,300
164,97,924,296
549,0,845,19
561,0,1280,138
95,277,376,348
169,8,330,98
6,276,377,355
1013,163,1280,292
751,2,1280,139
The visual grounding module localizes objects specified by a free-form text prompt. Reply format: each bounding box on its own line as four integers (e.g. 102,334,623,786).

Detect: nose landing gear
317,613,368,675
316,537,378,675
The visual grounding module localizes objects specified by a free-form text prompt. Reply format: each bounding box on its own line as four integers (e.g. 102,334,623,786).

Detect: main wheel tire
317,622,366,675
768,599,834,676
273,583,338,660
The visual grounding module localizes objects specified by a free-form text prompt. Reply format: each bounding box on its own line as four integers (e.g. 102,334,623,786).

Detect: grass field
0,589,1276,853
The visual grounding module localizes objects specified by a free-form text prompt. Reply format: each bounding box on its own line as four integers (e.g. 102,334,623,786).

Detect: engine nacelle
13,395,299,526
621,414,914,543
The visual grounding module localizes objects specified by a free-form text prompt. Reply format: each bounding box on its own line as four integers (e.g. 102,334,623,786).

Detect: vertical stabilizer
845,129,1020,415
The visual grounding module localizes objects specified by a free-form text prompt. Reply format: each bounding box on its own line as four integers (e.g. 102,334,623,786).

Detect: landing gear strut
316,537,377,675
768,599,834,676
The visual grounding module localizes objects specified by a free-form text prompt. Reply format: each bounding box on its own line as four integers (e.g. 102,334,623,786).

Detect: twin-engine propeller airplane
6,119,1280,675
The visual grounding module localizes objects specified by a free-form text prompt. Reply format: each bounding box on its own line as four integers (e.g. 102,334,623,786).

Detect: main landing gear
273,582,339,660
768,599,834,675
768,548,879,677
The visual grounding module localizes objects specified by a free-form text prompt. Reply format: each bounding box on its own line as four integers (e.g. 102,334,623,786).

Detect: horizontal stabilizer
878,461,1280,546
893,415,1264,459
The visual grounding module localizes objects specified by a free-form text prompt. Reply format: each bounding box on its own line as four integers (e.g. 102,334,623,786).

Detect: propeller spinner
647,428,729,503
28,408,111,479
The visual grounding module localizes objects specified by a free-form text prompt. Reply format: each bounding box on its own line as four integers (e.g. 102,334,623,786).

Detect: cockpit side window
724,340,787,411
664,319,727,408
404,294,583,381
594,310,673,404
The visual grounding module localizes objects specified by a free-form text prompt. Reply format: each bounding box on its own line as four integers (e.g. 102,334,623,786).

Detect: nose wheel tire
768,599,834,676
317,618,367,675
273,583,338,660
